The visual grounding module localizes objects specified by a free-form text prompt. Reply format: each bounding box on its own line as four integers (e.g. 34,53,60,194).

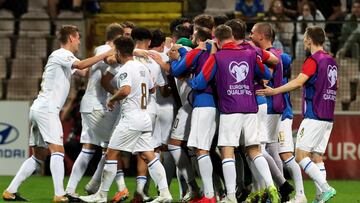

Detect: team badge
327,65,337,88
229,61,249,84
119,73,127,80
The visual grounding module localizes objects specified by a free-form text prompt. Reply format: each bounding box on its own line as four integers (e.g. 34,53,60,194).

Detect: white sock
315,162,327,196
99,160,117,193
198,154,214,198
88,152,106,187
155,152,161,160
266,143,284,175
66,149,95,194
262,149,286,186
222,158,236,199
162,151,175,186
176,168,187,199
7,156,42,193
115,170,127,191
284,156,304,196
136,176,147,194
246,156,265,191
50,152,66,196
168,144,198,192
253,155,274,187
148,158,169,192
299,157,330,192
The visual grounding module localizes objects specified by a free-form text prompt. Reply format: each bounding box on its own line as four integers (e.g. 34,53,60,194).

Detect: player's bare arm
148,51,171,72
264,50,280,65
107,85,131,110
101,72,117,95
73,48,115,70
257,73,309,96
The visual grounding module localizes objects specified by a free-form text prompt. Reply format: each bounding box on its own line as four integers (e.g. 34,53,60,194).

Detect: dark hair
305,26,325,46
195,27,212,42
149,29,166,48
114,36,135,57
131,27,152,41
173,24,192,40
215,25,233,42
194,14,214,30
214,15,229,27
57,25,79,44
121,21,136,29
225,19,246,40
169,17,191,33
254,22,273,41
105,23,124,41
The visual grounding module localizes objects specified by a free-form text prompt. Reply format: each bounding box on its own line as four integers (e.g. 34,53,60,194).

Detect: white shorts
257,104,269,143
108,121,153,153
218,113,259,147
278,118,294,153
296,118,333,154
170,102,192,141
266,114,281,143
80,109,119,148
29,109,63,147
187,107,217,150
152,107,174,147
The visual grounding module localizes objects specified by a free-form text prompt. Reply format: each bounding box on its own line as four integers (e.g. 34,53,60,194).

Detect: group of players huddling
2,14,338,203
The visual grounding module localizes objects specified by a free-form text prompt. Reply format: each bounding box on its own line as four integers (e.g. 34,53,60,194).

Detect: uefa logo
0,122,20,145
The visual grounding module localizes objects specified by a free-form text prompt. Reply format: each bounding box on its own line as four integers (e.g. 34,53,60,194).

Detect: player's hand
134,49,149,58
105,47,116,57
148,51,162,64
256,84,277,96
106,99,116,111
168,44,181,61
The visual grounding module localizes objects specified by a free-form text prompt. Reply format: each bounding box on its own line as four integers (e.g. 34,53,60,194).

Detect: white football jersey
151,51,175,108
31,48,79,113
80,44,111,113
115,60,154,131
134,49,165,114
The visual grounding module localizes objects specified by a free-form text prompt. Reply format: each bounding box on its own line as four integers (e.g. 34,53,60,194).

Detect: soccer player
250,22,294,202
79,36,172,203
257,26,338,203
148,29,177,186
2,25,114,202
131,27,167,201
64,23,127,201
190,24,280,203
169,26,217,202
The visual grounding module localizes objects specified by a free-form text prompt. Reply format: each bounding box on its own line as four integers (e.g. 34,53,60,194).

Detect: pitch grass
0,176,360,202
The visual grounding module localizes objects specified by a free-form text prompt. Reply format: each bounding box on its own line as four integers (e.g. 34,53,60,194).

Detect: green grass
0,176,360,202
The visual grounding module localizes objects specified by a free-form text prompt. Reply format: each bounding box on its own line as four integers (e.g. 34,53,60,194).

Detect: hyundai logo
0,123,20,145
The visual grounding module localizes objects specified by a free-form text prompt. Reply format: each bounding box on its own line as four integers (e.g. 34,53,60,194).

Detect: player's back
80,44,112,112
116,60,153,131
31,48,78,113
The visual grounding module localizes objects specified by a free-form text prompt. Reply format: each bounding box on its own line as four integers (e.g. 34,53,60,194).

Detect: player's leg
279,118,306,203
134,131,172,203
3,110,47,201
295,119,335,203
217,113,240,202
168,104,200,197
187,107,217,202
244,114,279,203
3,146,46,201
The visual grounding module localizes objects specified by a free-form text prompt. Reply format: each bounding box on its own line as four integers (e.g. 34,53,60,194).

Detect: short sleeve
58,52,79,70
106,65,119,76
301,58,317,77
147,70,155,90
117,67,132,89
156,69,166,87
